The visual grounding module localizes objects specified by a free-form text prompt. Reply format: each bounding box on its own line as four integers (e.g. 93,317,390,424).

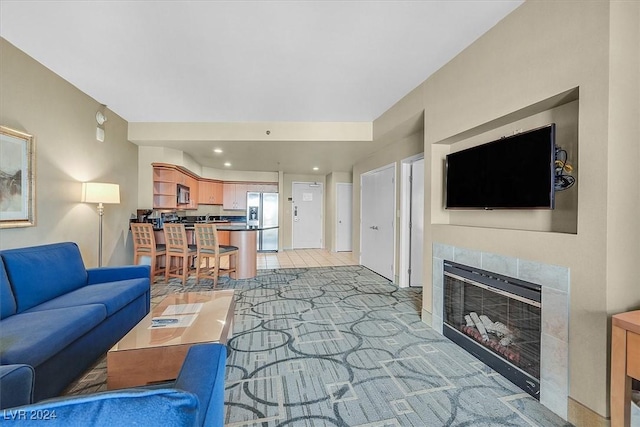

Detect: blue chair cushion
0,243,88,313
0,305,106,367
24,278,149,317
0,261,17,320
4,388,199,426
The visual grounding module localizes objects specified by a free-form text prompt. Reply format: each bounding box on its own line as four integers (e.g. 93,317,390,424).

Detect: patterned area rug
66,266,571,427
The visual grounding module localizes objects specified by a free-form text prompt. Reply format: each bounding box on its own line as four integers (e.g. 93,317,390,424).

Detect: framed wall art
0,126,35,228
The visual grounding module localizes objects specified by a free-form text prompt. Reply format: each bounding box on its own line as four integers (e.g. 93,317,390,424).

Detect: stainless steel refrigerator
246,192,279,252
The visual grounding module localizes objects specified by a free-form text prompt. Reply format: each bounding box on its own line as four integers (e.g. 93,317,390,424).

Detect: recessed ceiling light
313,167,319,171
224,162,231,167
213,148,223,153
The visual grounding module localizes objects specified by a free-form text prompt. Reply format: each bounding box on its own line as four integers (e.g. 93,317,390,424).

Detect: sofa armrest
174,343,227,427
0,346,226,426
0,364,34,410
86,265,150,285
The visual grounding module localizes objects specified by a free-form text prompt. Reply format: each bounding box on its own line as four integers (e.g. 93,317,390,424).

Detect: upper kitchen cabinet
182,175,199,209
152,165,178,209
199,180,223,205
223,182,249,210
246,183,278,193
152,163,199,210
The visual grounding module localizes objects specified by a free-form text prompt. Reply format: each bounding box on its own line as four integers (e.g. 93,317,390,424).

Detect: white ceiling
0,0,523,173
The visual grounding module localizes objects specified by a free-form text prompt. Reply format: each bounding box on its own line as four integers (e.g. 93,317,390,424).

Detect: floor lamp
82,182,120,267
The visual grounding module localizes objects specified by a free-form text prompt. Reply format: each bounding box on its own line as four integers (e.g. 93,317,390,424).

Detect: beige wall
605,0,640,317
0,38,139,267
371,0,640,420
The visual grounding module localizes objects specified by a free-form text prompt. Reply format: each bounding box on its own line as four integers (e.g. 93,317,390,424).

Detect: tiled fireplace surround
431,243,570,420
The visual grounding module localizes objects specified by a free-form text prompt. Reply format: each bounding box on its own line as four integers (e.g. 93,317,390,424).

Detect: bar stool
194,223,238,287
163,223,197,286
130,223,166,283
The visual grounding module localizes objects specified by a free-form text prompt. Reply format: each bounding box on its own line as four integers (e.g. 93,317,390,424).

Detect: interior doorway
400,155,424,287
360,164,396,281
336,183,353,252
292,182,323,249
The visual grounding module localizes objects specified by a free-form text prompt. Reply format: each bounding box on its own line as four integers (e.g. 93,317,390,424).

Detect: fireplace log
464,315,474,327
461,325,521,364
470,312,490,341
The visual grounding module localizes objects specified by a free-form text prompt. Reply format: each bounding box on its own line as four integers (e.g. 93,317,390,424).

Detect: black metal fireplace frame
442,261,542,399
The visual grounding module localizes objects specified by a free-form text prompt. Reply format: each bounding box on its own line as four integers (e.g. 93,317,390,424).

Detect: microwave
177,184,190,204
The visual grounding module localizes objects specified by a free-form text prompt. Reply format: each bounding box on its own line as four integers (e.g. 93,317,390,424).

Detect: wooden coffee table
107,290,235,389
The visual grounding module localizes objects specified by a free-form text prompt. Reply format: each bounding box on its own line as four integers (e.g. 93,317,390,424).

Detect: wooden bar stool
163,223,197,286
194,223,239,287
130,223,166,283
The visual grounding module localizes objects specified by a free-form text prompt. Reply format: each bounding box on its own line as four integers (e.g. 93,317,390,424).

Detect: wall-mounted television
445,124,556,209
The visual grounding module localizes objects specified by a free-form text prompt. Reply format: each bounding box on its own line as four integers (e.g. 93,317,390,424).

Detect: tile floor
256,249,357,269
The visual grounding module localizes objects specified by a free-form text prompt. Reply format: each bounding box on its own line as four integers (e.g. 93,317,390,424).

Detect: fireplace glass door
443,262,542,392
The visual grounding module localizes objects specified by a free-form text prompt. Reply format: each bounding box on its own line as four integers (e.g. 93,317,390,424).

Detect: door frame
359,162,397,281
399,153,424,288
291,181,324,249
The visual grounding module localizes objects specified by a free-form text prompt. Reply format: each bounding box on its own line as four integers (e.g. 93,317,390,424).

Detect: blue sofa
0,343,227,426
0,242,150,403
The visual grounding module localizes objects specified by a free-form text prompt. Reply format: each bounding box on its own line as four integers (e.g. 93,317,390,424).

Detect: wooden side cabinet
611,310,640,427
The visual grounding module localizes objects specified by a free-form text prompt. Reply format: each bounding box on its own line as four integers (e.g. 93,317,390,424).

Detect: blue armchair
0,343,226,426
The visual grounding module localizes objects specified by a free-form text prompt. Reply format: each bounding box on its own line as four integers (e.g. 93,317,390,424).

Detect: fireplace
443,261,542,398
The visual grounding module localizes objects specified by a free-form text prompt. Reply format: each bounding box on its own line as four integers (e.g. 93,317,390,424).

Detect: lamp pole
82,182,120,268
97,202,105,267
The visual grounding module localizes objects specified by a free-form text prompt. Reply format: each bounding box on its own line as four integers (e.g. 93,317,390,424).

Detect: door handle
370,226,378,230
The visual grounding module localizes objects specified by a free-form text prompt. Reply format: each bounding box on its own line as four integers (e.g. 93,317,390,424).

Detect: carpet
66,265,572,426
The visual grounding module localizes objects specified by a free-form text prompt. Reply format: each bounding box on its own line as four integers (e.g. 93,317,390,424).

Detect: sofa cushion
9,388,198,426
0,305,106,367
1,243,88,313
24,278,149,317
0,261,16,320
0,364,34,410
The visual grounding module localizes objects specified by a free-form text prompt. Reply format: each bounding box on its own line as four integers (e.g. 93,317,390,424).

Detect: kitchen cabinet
152,166,178,209
246,183,278,193
198,180,223,205
179,175,198,209
152,163,277,211
223,183,249,210
152,164,198,210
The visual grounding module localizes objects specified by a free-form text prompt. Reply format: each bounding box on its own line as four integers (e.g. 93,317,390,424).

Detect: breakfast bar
216,224,259,279
152,223,277,280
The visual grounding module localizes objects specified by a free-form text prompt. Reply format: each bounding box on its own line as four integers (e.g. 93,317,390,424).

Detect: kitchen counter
152,223,277,232
216,225,278,232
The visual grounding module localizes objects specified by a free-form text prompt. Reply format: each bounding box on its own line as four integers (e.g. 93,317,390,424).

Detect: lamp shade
82,182,120,204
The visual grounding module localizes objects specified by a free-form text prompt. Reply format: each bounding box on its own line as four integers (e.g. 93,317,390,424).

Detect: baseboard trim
421,308,433,327
568,397,609,427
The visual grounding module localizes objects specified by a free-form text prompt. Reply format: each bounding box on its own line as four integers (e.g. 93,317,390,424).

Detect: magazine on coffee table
148,314,197,329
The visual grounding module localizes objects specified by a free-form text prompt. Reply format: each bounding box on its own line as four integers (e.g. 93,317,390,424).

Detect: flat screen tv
445,124,556,209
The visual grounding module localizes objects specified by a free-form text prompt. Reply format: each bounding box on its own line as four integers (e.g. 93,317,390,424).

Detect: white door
360,164,396,280
292,182,323,249
409,159,424,287
336,183,353,252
